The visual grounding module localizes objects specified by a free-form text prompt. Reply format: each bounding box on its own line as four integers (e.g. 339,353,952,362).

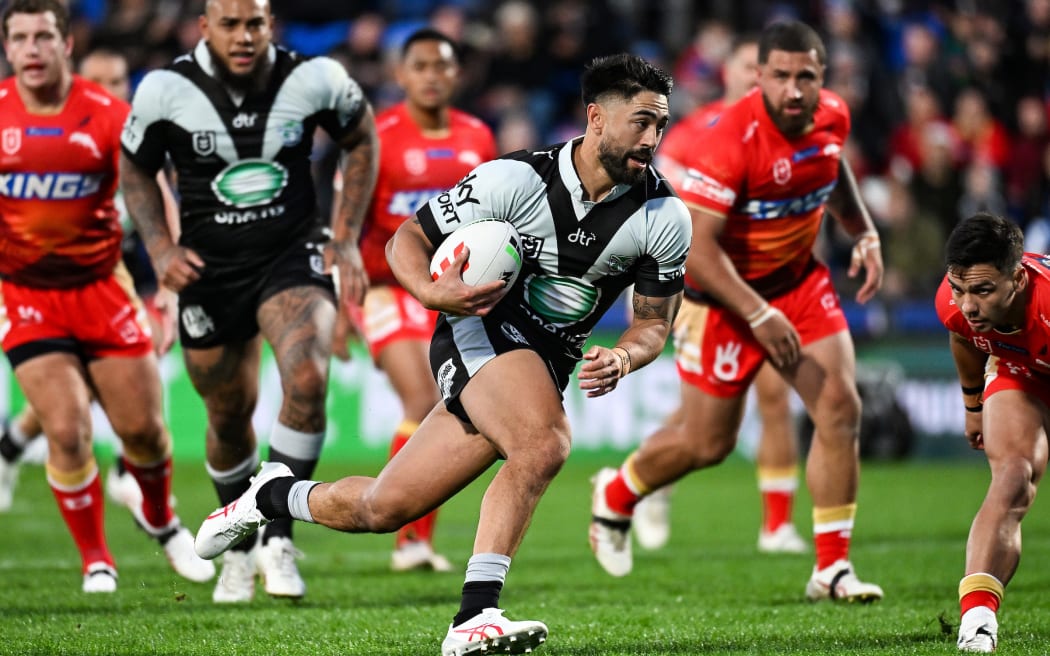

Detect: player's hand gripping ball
429,219,523,294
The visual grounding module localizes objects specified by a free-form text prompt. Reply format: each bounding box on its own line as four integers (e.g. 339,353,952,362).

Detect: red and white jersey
675,87,850,293
660,99,727,167
936,254,1050,381
0,76,127,288
360,103,496,285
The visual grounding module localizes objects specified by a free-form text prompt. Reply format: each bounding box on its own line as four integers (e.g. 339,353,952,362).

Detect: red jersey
660,99,727,166
0,76,127,288
675,87,850,295
360,103,496,285
936,255,1050,381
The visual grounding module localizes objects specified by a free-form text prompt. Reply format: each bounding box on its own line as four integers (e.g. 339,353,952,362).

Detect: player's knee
114,414,166,452
512,423,571,481
689,436,736,467
283,363,328,410
814,382,862,437
44,417,91,453
994,458,1040,511
205,392,256,435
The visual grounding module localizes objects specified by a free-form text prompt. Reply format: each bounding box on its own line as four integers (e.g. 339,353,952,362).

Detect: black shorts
429,313,577,425
177,230,335,348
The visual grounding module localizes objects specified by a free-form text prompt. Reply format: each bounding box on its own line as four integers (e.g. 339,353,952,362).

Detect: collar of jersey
560,136,632,212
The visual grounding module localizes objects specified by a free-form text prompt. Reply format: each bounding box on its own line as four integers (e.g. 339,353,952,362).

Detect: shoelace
269,542,304,576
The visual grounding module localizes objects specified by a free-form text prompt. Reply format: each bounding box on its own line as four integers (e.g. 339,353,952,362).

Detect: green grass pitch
1,453,1048,655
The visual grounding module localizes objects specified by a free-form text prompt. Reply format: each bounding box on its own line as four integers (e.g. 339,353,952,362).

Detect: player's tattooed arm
120,153,204,292
120,152,172,258
620,291,683,371
329,106,379,306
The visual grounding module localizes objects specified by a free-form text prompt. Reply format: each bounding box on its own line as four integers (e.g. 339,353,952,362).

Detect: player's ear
587,103,603,135
1014,265,1028,292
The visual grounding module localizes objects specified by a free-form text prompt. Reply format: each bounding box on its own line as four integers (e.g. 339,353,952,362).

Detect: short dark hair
3,0,70,39
401,27,458,61
945,213,1025,275
758,20,826,66
580,53,673,106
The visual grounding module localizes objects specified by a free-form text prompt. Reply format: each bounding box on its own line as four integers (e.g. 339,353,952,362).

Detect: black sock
212,474,258,552
264,448,317,543
256,477,296,520
452,580,503,626
0,430,24,463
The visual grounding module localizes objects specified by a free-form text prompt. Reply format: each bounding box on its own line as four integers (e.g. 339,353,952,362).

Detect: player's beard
206,41,271,95
763,94,816,138
598,138,651,186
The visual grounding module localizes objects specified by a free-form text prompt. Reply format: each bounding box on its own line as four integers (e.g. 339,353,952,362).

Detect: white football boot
195,461,292,559
257,535,306,599
441,608,548,656
804,559,883,603
757,523,808,554
958,606,997,653
588,468,633,577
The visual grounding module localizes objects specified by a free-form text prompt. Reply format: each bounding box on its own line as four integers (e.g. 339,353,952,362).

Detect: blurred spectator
477,1,553,137
89,0,180,74
896,20,959,120
495,110,540,154
909,122,964,239
1005,96,1050,224
869,178,945,301
328,13,390,104
957,161,1008,224
672,20,733,117
951,87,1011,171
888,83,954,180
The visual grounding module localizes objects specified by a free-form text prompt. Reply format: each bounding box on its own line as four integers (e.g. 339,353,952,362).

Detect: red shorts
675,262,848,398
0,269,153,366
984,356,1050,408
346,285,437,361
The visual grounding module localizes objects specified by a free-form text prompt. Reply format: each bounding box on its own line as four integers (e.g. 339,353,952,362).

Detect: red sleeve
675,116,745,214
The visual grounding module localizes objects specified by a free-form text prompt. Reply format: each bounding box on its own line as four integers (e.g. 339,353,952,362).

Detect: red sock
122,455,174,529
961,590,1001,615
604,471,640,516
762,490,793,533
813,530,850,569
50,469,114,572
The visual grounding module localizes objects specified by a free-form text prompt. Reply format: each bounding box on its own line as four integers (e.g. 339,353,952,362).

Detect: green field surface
2,454,1048,655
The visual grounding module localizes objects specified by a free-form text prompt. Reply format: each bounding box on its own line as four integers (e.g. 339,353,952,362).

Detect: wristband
965,404,983,413
611,347,632,377
748,306,778,329
961,384,984,395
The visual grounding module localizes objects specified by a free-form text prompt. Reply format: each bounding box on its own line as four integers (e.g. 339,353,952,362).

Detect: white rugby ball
429,219,523,289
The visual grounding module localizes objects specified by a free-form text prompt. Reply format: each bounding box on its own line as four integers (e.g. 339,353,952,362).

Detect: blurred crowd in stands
17,0,1050,328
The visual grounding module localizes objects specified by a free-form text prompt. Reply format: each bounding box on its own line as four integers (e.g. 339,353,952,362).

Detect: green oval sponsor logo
211,159,288,208
524,274,599,325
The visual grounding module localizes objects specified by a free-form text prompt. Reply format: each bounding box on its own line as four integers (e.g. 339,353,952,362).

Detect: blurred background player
120,0,378,603
334,27,497,572
635,33,806,555
589,21,884,602
0,46,180,515
0,0,212,591
937,214,1050,653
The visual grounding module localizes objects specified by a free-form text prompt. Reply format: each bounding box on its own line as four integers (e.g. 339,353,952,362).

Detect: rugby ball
429,219,523,289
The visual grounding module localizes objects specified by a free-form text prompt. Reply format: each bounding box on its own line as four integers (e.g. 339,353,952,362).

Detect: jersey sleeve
121,70,177,173
634,196,691,298
307,57,368,142
414,158,538,249
675,120,745,216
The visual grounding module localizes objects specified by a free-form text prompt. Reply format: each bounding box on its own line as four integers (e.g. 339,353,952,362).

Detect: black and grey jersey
121,41,366,265
416,137,692,360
